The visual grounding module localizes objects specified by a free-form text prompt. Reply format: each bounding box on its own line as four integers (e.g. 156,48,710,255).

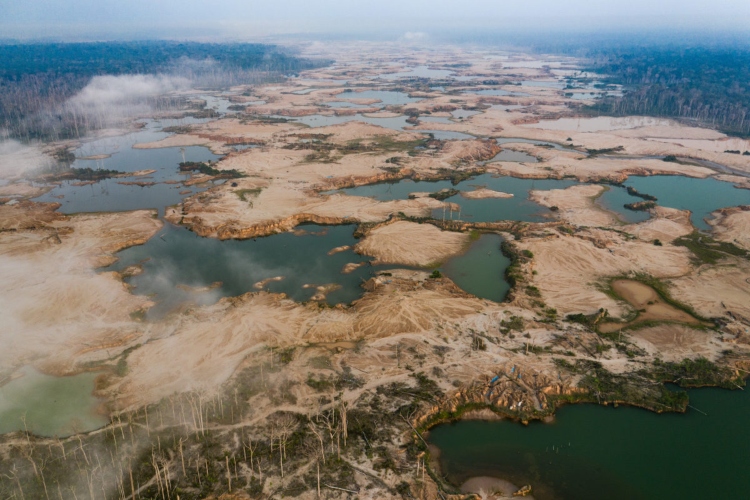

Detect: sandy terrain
670,260,750,320
710,206,750,251
2,42,750,500
629,324,722,361
354,221,469,266
623,206,694,243
518,229,693,315
530,184,618,226
460,188,513,199
0,205,162,377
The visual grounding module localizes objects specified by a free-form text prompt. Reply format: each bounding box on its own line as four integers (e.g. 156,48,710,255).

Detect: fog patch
0,139,56,179
400,31,430,44
64,74,190,129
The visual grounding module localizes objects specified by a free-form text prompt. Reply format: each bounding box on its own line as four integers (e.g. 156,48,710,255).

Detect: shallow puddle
0,366,107,437
598,279,702,332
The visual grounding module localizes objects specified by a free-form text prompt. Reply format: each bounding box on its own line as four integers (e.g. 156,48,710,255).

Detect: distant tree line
582,46,750,136
0,41,330,141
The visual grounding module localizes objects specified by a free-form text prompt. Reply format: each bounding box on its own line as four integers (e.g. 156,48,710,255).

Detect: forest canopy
0,41,329,141
583,46,750,136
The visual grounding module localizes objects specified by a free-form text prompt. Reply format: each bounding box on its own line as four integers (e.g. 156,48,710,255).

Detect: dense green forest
0,41,328,141
583,47,750,136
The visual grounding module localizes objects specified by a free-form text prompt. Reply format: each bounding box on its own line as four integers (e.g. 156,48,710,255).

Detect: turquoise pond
0,366,107,437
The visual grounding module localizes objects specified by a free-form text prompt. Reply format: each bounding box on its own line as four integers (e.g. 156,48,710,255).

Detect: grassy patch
674,231,749,264
555,359,689,412
644,357,745,389
428,188,459,200
179,161,245,178
234,187,262,201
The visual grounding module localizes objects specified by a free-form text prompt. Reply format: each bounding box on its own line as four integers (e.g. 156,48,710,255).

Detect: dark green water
440,234,511,302
429,387,750,500
108,223,375,319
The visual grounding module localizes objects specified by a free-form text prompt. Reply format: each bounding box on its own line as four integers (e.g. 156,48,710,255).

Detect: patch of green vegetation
276,347,296,365
428,188,459,200
500,315,524,334
585,146,624,157
433,168,484,185
555,359,689,412
234,187,262,201
303,150,342,163
249,115,290,123
525,285,541,297
308,355,333,370
429,270,442,279
624,200,656,211
673,231,749,264
306,374,335,392
345,135,429,155
52,167,123,181
565,308,609,329
179,161,245,178
162,125,192,134
500,240,530,288
469,229,481,241
644,357,745,389
626,186,658,201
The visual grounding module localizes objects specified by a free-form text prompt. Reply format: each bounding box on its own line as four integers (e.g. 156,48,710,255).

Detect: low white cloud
69,74,190,110
63,74,191,130
0,139,55,179
401,31,429,42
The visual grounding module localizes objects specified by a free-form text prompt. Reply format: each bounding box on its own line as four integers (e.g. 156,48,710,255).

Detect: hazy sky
2,0,749,40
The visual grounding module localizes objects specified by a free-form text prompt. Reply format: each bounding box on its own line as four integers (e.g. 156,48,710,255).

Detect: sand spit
355,221,470,267
460,188,513,199
530,184,618,226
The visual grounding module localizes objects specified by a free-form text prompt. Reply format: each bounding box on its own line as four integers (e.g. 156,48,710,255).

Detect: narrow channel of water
441,234,510,302
0,366,107,437
429,387,750,500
